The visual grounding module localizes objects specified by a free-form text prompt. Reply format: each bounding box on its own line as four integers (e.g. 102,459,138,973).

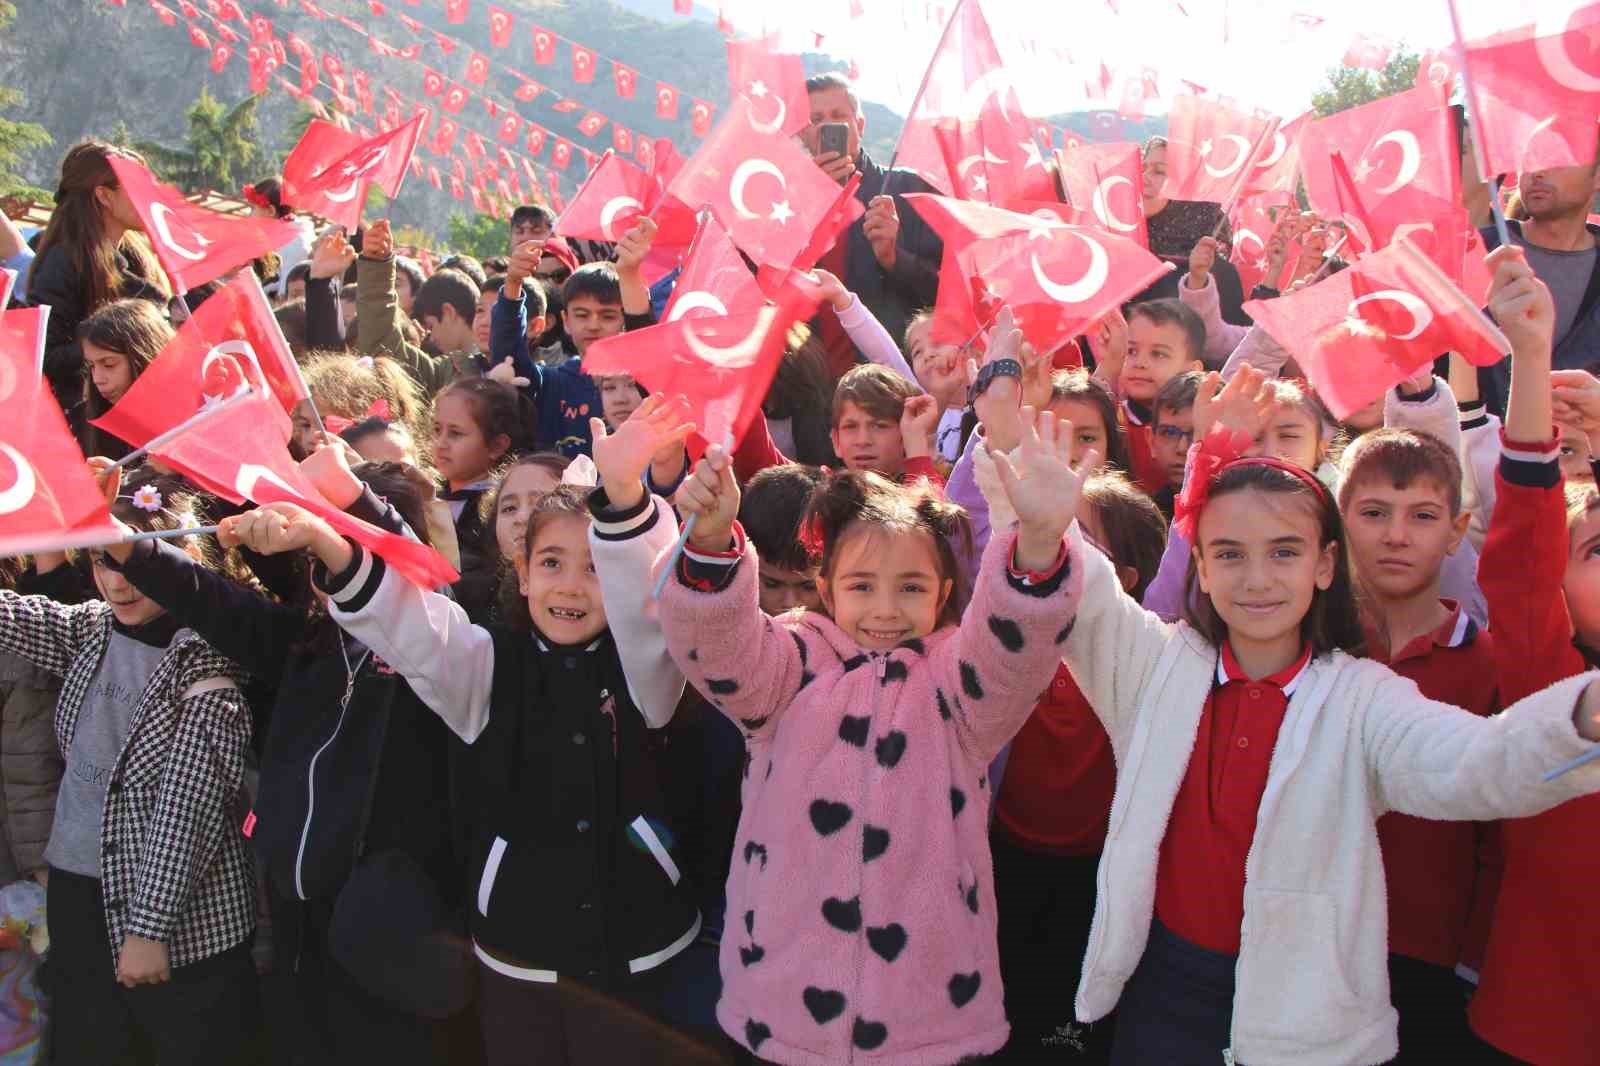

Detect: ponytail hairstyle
433,376,536,472
1080,471,1167,601
77,298,174,453
802,470,972,629
1181,461,1365,656
301,351,428,450
1048,368,1129,473
36,141,170,312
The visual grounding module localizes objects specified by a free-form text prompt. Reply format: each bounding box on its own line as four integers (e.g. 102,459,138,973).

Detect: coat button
576,819,591,833
579,901,593,911
563,656,577,670
1238,736,1249,749
572,733,587,746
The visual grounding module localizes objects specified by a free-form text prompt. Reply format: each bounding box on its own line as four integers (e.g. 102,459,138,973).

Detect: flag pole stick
121,525,222,543
1542,744,1600,781
1212,116,1280,240
108,388,260,471
246,271,325,435
1445,0,1512,249
653,431,735,600
883,0,970,189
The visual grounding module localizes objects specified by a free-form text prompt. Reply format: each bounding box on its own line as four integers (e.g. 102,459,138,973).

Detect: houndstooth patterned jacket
0,589,255,968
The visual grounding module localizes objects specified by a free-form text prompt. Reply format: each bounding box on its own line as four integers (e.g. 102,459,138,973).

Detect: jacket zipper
294,647,369,901
847,653,888,1065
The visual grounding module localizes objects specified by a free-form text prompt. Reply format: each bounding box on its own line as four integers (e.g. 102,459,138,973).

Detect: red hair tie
798,512,826,562
1172,427,1331,542
366,398,391,420
241,185,273,210
324,414,355,436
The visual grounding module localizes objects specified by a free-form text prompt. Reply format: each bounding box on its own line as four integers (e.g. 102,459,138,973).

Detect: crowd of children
4,125,1600,1066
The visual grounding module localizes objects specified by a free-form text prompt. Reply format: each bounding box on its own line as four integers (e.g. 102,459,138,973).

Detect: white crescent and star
1234,226,1265,259
1427,60,1450,87
1365,130,1420,195
1091,175,1138,233
1349,289,1432,340
1535,11,1600,92
149,202,213,262
0,443,36,516
1202,134,1252,178
681,304,779,368
729,158,788,221
1255,132,1288,169
960,69,1015,123
599,196,643,241
666,291,730,322
1029,229,1110,304
747,82,787,135
200,340,261,404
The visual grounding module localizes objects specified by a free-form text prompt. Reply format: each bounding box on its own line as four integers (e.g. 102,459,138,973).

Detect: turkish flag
152,388,458,588
1415,48,1460,98
636,137,656,169
151,2,176,27
422,67,445,97
1343,32,1396,70
531,25,555,64
550,98,582,114
556,150,696,246
210,42,232,72
93,272,307,451
572,45,596,83
1459,5,1600,175
613,62,638,99
487,4,513,48
450,175,465,200
526,126,547,156
187,24,209,50
249,13,271,39
465,51,489,85
586,279,820,447
664,215,765,322
552,140,572,169
1243,239,1511,419
321,50,346,95
571,112,604,138
668,96,846,267
248,46,279,93
282,114,424,230
352,69,373,114
514,78,542,102
1300,85,1458,230
726,35,809,137
496,113,521,144
656,83,680,120
442,83,470,114
428,165,442,189
1163,95,1276,203
690,99,715,137
1054,142,1148,248
1227,197,1280,295
1241,109,1307,203
445,0,468,23
0,372,121,557
481,96,499,118
213,23,238,45
613,125,633,154
107,156,299,292
0,268,15,313
890,0,1048,202
0,304,45,386
905,193,1173,356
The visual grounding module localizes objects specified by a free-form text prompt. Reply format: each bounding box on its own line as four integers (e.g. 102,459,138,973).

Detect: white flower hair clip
560,454,599,489
355,356,375,369
128,485,164,513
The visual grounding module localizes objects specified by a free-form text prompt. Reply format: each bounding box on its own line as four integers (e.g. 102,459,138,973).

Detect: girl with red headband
1048,250,1600,1066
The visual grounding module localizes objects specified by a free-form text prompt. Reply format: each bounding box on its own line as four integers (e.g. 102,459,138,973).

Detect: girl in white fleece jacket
1036,246,1600,1066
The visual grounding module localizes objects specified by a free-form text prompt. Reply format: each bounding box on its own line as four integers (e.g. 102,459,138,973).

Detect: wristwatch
968,358,1022,405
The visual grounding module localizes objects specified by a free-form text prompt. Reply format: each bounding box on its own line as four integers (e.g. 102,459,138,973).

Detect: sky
704,0,1590,120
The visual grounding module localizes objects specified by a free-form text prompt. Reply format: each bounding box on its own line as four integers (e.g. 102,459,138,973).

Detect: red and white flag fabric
690,99,715,137
465,51,489,86
1458,5,1600,176
0,267,15,312
1162,95,1277,204
905,194,1173,356
1241,110,1308,204
726,35,809,137
572,45,596,83
153,380,457,588
662,215,765,322
0,303,46,390
282,114,424,231
422,67,446,97
890,0,1050,202
1242,239,1511,419
497,113,521,144
445,0,469,23
555,150,697,247
487,4,514,48
577,112,608,137
613,62,637,99
1054,142,1148,248
656,83,680,120
667,96,847,267
531,24,556,64
107,155,299,293
585,280,820,448
552,140,573,169
1299,85,1459,233
0,377,121,557
92,272,307,448
1227,198,1287,295
1343,32,1397,70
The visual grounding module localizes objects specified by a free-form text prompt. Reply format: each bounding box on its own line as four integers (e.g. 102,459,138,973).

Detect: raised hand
675,444,740,553
964,306,1027,454
614,217,658,277
504,239,543,299
309,227,357,280
900,393,940,460
1487,245,1556,357
990,407,1094,571
589,394,696,512
1187,235,1218,290
219,501,350,572
298,431,364,509
486,357,531,389
809,267,852,312
1193,364,1273,443
863,196,899,270
362,219,393,261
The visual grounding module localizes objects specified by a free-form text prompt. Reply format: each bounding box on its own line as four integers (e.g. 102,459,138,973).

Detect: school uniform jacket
0,591,254,968
318,491,697,989
1058,525,1600,1066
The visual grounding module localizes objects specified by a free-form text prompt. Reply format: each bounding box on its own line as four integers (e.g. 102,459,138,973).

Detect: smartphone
819,122,850,158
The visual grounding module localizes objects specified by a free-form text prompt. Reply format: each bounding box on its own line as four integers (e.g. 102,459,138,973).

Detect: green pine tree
1310,51,1423,117
133,87,264,193
0,1,54,202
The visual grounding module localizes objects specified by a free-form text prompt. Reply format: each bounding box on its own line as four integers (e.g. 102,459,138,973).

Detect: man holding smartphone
802,72,944,380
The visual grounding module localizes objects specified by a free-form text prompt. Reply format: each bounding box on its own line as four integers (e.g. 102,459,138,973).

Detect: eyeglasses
535,268,571,283
1153,425,1194,444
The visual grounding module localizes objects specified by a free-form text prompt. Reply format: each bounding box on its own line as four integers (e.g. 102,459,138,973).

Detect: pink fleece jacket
657,528,1081,1065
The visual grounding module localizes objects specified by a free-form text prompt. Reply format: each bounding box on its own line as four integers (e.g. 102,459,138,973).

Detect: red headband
241,185,274,210
1173,426,1332,542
